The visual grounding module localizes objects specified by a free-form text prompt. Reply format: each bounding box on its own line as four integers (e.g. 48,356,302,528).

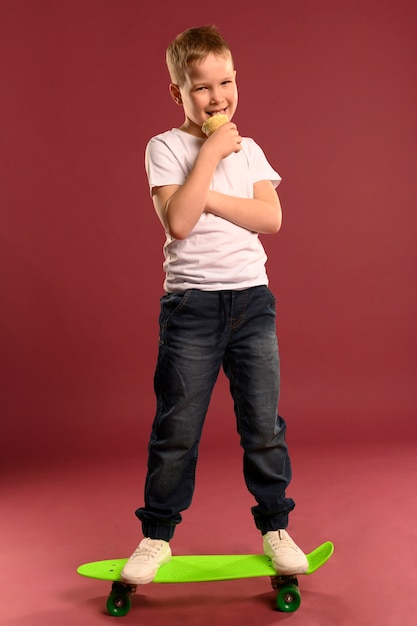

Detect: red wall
2,0,416,468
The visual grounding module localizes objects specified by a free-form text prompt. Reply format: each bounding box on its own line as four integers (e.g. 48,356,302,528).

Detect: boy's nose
210,89,223,104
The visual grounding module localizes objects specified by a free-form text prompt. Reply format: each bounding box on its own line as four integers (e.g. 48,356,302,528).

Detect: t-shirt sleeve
145,136,187,191
244,138,282,188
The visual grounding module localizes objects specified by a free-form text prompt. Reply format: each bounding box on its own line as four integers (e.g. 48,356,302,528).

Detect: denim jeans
136,286,295,540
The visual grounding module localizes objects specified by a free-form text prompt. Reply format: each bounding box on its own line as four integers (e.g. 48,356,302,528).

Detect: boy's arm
153,180,282,236
205,180,282,234
152,122,241,239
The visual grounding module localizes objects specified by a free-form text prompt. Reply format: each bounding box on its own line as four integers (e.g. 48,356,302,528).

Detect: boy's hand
201,122,242,161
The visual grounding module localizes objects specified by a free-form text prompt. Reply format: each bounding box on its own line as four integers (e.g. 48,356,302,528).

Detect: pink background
2,2,417,625
2,0,416,465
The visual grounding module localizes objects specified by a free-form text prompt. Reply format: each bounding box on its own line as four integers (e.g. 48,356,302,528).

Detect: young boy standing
121,25,308,585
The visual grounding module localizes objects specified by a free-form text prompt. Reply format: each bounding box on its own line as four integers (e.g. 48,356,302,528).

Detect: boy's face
171,52,238,137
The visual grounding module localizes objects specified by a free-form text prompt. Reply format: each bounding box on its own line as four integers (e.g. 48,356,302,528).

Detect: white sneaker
263,530,308,575
121,537,172,584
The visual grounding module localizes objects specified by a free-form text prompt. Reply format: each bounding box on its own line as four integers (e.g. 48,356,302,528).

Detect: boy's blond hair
166,25,233,87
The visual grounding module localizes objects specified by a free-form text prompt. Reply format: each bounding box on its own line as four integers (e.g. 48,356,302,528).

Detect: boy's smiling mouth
207,108,227,117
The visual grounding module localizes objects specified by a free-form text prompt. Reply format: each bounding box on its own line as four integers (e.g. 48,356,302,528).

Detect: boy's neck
179,119,206,139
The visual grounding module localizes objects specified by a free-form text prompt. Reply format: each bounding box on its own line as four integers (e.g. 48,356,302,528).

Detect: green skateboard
77,541,334,616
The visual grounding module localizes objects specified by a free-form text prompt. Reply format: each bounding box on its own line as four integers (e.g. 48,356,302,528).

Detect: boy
121,25,308,585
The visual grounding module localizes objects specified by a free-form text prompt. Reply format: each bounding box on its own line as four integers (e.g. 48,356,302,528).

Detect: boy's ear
169,84,182,106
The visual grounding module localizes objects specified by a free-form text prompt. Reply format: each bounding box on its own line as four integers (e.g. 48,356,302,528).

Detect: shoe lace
132,539,163,562
270,530,298,552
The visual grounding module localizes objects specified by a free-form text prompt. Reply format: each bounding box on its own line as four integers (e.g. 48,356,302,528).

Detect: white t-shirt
145,128,281,292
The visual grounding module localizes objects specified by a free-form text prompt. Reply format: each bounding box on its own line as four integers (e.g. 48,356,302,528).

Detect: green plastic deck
77,541,334,583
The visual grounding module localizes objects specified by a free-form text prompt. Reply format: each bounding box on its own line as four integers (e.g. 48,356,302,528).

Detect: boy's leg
222,285,295,530
222,286,307,574
136,290,226,540
122,290,226,584
223,287,308,575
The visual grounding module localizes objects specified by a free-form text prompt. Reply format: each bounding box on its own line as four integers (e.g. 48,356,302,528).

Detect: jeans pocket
159,290,193,329
265,286,276,308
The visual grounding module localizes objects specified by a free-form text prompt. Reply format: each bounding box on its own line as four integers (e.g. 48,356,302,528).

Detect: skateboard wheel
107,588,131,617
275,582,301,612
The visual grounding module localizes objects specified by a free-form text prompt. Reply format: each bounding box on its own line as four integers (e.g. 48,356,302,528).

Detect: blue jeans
136,286,295,540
